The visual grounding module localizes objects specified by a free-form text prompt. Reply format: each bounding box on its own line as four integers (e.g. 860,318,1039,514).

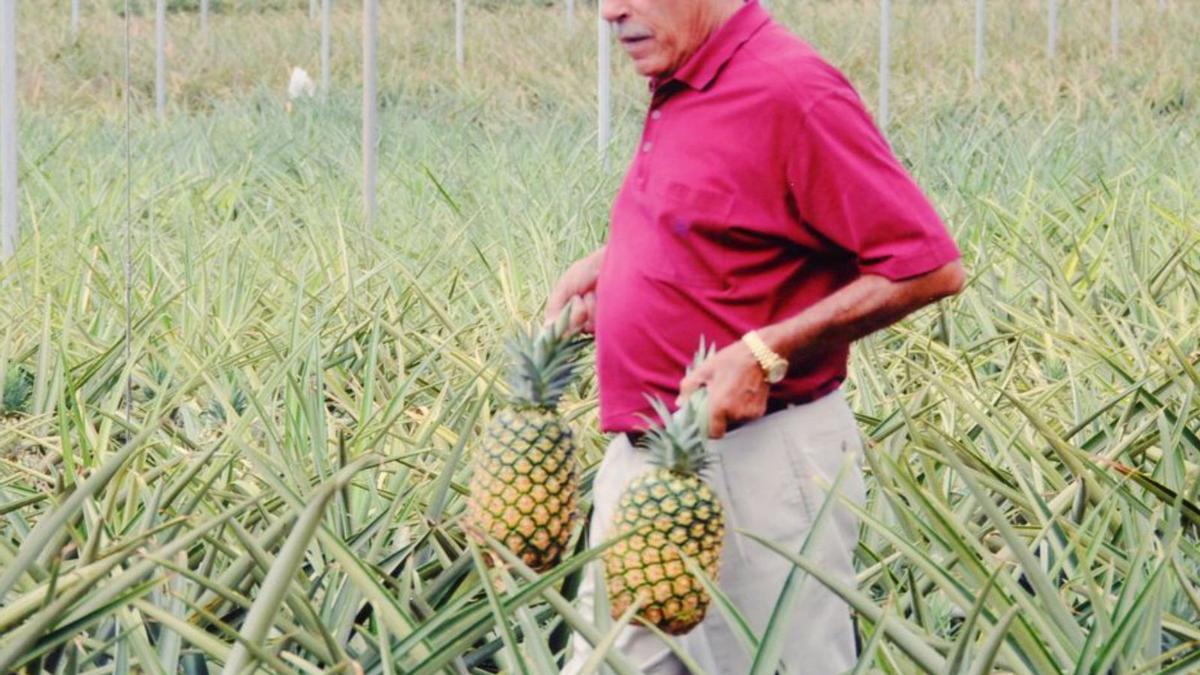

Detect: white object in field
597,13,611,169
201,0,209,37
1047,0,1058,60
878,0,890,129
974,0,985,83
321,0,332,95
156,0,166,120
0,0,16,260
566,0,574,28
70,0,79,37
288,66,316,101
455,0,465,68
1110,0,1119,57
363,0,378,228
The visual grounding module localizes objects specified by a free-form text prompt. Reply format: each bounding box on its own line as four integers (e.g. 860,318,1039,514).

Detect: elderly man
547,0,964,672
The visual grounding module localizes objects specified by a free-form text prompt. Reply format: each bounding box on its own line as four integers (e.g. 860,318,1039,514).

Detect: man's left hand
677,341,770,439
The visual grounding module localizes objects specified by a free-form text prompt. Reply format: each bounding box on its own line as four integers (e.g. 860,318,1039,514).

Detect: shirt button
642,142,653,152
650,110,662,120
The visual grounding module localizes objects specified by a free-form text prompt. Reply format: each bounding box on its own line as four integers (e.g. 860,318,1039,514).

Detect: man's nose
600,0,626,24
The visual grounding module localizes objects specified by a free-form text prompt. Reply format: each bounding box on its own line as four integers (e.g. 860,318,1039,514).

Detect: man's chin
632,59,668,78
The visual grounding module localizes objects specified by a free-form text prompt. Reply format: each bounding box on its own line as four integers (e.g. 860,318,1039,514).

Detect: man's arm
760,259,964,358
679,260,964,438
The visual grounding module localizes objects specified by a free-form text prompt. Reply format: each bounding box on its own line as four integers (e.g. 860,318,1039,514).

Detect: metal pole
566,0,574,29
70,0,80,38
321,0,332,96
974,0,985,84
1110,0,1119,57
1047,0,1058,61
878,0,890,129
362,0,378,228
597,11,611,169
155,0,166,121
455,0,465,68
200,0,208,38
0,0,16,260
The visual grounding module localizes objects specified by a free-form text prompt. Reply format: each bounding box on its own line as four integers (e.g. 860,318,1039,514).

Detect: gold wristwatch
741,330,789,384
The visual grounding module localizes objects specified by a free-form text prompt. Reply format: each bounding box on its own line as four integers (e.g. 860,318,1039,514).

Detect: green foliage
1,366,33,416
504,306,588,409
1,0,1198,673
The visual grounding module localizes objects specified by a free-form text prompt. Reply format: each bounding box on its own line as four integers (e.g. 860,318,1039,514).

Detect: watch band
741,330,788,379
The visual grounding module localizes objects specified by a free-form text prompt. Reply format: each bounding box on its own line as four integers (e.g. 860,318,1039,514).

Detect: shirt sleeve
785,92,960,281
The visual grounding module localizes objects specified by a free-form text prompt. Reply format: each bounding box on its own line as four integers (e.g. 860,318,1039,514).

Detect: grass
2,0,1199,672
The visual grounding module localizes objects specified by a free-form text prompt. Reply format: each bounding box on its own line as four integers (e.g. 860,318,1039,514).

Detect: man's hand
544,247,606,334
677,341,769,439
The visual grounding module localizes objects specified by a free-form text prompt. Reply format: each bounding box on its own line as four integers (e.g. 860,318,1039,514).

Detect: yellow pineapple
465,309,587,572
605,377,725,635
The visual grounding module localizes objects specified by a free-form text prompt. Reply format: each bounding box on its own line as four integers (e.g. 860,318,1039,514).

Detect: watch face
767,362,787,383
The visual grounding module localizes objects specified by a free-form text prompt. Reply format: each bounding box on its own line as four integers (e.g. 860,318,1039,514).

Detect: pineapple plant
605,372,725,635
1,366,34,418
464,308,588,572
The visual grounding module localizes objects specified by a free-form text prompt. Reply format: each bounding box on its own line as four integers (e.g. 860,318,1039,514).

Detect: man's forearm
582,245,606,275
758,261,964,360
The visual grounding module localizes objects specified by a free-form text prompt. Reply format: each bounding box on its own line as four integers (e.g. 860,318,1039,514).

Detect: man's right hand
544,246,606,334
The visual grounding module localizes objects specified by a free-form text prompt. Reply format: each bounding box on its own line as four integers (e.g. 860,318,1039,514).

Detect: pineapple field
1,0,1199,673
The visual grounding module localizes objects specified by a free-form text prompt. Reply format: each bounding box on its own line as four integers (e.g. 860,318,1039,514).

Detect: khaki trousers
561,388,866,675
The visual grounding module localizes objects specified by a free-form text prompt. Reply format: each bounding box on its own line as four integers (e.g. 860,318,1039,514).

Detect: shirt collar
650,0,771,93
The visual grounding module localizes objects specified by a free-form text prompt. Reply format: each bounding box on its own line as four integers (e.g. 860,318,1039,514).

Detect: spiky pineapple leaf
505,303,589,409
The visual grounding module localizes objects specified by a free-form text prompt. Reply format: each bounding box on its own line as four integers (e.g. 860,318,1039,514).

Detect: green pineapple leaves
639,340,720,477
505,300,589,409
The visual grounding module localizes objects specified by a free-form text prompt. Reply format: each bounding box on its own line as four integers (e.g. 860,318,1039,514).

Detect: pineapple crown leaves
504,303,589,409
639,392,714,477
636,339,719,476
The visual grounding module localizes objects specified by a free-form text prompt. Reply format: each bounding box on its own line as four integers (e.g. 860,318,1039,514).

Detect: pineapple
605,386,725,635
464,308,587,572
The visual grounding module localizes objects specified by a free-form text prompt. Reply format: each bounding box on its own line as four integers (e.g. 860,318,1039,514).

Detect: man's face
602,0,738,78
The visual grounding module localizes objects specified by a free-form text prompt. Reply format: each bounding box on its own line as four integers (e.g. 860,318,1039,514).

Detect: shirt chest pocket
640,181,739,291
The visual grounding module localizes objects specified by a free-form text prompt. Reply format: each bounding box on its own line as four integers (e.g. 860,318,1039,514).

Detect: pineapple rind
465,407,579,571
605,467,725,635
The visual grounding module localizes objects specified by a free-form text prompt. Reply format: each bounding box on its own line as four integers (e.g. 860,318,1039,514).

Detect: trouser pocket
712,416,812,567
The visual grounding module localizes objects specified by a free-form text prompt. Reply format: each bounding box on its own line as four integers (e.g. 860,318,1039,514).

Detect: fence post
155,0,166,120
1110,0,1119,57
0,0,16,260
597,9,611,169
1047,0,1058,61
879,0,891,128
321,0,332,95
455,0,465,68
362,0,378,228
975,0,986,84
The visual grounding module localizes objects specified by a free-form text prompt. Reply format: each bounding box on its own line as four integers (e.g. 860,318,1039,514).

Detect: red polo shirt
594,0,960,432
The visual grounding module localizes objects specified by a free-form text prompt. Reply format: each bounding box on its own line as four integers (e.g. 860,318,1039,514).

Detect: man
547,0,964,672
